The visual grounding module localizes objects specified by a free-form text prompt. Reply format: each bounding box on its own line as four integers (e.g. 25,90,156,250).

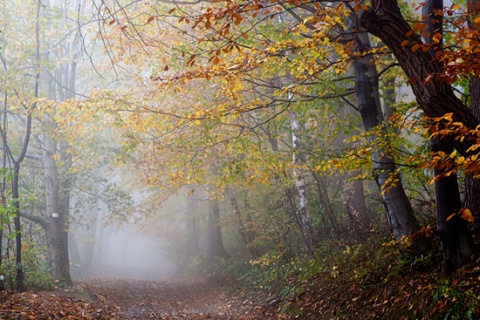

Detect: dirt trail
82,276,283,319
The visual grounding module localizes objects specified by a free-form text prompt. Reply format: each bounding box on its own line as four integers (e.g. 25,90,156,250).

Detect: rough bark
465,73,480,230
422,0,477,273
432,139,476,272
351,28,420,240
382,74,396,126
207,198,229,261
341,171,371,232
43,135,72,285
361,0,478,157
465,0,480,232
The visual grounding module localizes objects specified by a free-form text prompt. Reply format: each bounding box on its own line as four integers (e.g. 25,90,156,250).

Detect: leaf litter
0,276,284,319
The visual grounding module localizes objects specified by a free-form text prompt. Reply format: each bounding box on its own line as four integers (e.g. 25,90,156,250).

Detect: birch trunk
289,109,314,254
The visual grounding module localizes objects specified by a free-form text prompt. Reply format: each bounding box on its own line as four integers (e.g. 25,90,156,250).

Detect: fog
70,211,179,281
96,224,176,280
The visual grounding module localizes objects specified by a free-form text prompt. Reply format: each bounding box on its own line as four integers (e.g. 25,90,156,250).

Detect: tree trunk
432,138,476,272
422,0,477,273
465,74,480,231
341,171,371,232
226,187,260,258
289,109,314,254
45,217,71,284
351,26,420,240
12,165,25,292
312,172,340,236
465,0,480,232
43,135,72,285
207,198,229,261
361,0,478,156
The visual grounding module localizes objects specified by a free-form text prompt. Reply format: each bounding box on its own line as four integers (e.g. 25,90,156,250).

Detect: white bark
289,107,313,254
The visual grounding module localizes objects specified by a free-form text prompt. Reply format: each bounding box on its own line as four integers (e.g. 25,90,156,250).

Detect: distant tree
207,197,230,261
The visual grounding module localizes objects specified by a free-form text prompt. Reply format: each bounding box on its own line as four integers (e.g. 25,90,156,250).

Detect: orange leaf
460,208,474,223
411,43,421,52
234,14,242,25
146,16,155,24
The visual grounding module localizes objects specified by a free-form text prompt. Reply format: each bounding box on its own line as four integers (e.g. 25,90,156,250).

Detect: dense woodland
0,0,480,319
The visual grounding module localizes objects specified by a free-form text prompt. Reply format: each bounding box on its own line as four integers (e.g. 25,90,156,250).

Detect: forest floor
0,275,284,319
2,237,480,319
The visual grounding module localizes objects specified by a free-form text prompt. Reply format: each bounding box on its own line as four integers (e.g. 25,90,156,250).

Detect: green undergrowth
237,236,480,319
0,241,56,291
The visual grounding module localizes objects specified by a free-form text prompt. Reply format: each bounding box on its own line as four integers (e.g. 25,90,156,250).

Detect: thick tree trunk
341,171,371,232
351,29,420,240
465,74,480,231
361,0,478,157
43,135,72,285
207,198,229,261
465,0,480,231
423,0,476,273
432,139,476,272
45,218,71,283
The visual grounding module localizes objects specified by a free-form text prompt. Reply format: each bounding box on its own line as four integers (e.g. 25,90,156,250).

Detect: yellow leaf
432,32,442,43
446,213,456,221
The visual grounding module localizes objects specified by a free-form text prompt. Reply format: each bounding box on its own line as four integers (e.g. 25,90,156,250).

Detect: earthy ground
0,275,284,319
83,276,282,319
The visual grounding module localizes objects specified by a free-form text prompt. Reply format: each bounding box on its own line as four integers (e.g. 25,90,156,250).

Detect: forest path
81,276,284,319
